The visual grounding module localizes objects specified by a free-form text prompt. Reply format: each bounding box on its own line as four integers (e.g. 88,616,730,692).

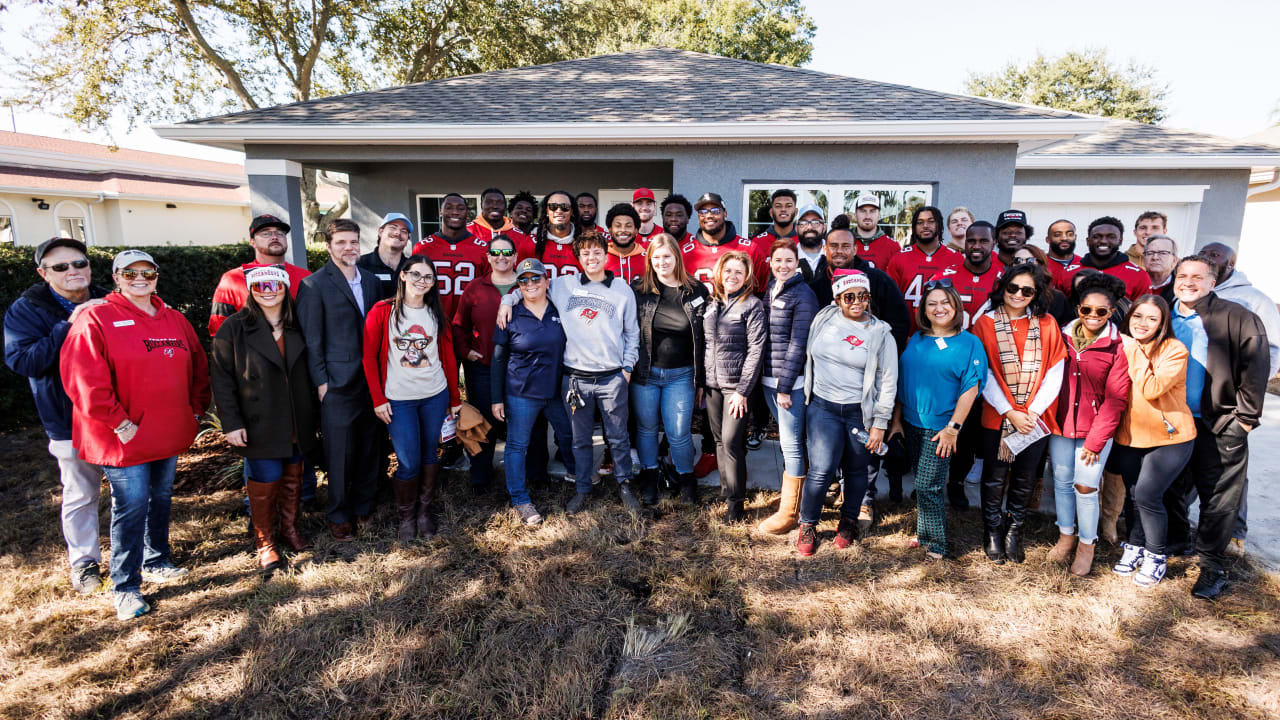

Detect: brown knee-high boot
277,461,312,551
1098,471,1125,544
393,471,421,542
418,464,442,539
247,479,282,570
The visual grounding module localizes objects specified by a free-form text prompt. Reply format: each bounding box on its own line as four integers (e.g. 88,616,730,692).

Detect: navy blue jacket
4,282,109,440
491,301,567,402
762,274,819,395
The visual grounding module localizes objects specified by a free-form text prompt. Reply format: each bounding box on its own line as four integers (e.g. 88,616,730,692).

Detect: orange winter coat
1116,335,1197,448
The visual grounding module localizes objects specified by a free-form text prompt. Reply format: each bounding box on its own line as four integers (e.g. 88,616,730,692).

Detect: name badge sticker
113,320,135,328
935,337,948,350
691,296,705,307
572,288,590,297
376,273,391,281
772,299,786,309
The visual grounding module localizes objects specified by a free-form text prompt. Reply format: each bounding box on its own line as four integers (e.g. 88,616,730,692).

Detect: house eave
1017,154,1280,170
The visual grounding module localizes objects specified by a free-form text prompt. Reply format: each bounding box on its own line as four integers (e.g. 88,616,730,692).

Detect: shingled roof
1019,120,1280,169
179,47,1085,126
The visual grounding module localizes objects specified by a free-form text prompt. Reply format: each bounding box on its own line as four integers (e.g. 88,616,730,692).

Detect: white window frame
0,197,17,245
741,183,933,241
53,199,93,245
415,193,481,242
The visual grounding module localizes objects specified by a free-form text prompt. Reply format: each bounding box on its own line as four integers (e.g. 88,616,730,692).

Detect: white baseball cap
853,194,880,209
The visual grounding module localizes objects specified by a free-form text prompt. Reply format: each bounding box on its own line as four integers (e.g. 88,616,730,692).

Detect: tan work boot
758,474,803,535
1070,540,1096,577
1047,532,1077,565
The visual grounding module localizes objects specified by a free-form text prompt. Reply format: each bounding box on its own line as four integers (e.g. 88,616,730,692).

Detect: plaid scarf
993,308,1041,453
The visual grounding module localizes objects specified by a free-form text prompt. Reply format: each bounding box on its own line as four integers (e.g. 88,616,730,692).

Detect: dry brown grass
1,426,1278,719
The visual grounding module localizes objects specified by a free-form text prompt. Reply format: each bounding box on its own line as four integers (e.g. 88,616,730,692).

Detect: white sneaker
1112,543,1144,576
141,562,189,584
113,590,151,620
1134,553,1168,588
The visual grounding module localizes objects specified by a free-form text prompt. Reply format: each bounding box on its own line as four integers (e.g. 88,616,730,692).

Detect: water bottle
852,427,889,456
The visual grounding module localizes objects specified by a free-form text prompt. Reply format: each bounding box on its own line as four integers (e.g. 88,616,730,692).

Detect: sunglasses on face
517,275,545,286
43,259,90,273
1004,283,1035,298
250,280,286,294
546,203,573,212
117,268,158,281
488,248,515,257
838,292,872,305
404,270,433,283
696,208,725,216
1077,305,1110,318
923,278,954,292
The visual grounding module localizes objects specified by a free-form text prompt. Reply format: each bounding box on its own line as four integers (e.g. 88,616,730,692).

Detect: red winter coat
1054,320,1132,453
362,299,461,409
451,275,504,365
61,292,211,466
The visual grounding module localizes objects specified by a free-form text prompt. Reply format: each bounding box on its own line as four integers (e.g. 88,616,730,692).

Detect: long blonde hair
711,251,754,304
637,233,697,295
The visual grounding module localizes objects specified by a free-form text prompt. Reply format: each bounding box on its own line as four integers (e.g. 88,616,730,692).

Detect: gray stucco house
154,47,1280,267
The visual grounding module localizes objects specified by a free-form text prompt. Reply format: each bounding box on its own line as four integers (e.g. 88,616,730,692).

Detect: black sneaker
566,492,590,515
1191,568,1229,601
618,482,642,513
70,561,101,595
746,431,764,451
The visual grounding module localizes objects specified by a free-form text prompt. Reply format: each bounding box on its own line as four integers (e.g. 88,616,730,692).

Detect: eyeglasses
43,259,89,273
117,268,158,280
838,292,871,305
546,203,573,212
393,338,429,351
489,248,515,257
404,270,433,283
696,208,725,216
255,230,287,239
1143,250,1174,258
1077,305,1110,318
1004,283,1036,298
250,280,286,293
517,275,545,286
796,219,825,227
923,278,954,292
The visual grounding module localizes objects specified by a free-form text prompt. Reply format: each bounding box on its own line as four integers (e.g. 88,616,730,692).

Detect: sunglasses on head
488,248,515,257
517,274,545,285
546,203,573,212
1004,283,1036,298
250,280,285,294
838,291,871,305
43,259,90,273
117,268,158,280
923,278,953,292
1077,305,1110,318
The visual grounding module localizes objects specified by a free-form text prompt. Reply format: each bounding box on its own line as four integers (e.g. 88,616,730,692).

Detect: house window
415,194,479,241
744,184,932,242
53,200,92,244
0,216,13,244
58,217,87,242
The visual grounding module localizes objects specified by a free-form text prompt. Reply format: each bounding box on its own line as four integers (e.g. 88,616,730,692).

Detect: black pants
706,388,749,503
947,401,985,488
1107,440,1194,555
980,429,1048,531
1163,418,1251,572
864,435,907,504
320,390,380,525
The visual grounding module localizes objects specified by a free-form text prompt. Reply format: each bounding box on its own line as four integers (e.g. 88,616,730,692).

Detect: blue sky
2,0,1277,161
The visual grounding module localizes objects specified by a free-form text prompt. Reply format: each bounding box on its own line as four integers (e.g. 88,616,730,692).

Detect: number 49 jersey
412,232,491,318
928,260,1004,330
885,243,963,333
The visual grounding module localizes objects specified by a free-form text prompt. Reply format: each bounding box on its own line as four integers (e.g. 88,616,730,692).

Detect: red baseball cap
632,188,655,202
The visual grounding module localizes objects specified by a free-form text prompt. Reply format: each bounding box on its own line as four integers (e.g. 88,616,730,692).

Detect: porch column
246,159,307,268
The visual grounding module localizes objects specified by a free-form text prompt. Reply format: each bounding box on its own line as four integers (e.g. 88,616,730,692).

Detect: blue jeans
563,372,633,492
764,385,807,477
245,450,306,483
799,397,871,525
631,365,696,474
504,394,577,506
1049,435,1114,544
464,361,499,488
103,456,179,594
387,390,451,479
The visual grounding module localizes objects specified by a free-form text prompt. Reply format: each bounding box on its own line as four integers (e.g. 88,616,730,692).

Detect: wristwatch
623,366,633,374
948,421,962,432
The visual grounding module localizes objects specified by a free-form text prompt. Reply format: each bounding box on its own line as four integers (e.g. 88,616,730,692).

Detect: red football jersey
411,232,491,318
1064,259,1153,302
854,232,901,271
539,237,581,279
929,259,1004,330
886,244,964,333
505,228,537,261
638,224,663,247
680,233,770,292
1045,254,1080,291
605,245,647,284
752,228,798,246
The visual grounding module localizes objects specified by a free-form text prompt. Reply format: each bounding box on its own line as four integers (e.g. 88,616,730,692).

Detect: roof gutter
152,118,1109,152
1018,154,1280,170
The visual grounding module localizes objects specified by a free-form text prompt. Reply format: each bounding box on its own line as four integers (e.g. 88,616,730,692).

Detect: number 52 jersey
411,231,491,318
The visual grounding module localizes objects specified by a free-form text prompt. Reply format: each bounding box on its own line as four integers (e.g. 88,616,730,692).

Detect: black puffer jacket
631,278,710,386
762,274,819,395
703,287,767,396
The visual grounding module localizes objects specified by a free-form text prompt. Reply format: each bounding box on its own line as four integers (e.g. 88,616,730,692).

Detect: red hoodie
61,292,211,466
362,299,461,409
1054,320,1132,453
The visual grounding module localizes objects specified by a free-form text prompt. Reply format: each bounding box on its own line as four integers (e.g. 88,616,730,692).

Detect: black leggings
1107,440,1194,555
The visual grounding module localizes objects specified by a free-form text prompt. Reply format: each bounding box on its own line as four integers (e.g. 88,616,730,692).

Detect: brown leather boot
276,461,312,551
1070,540,1096,576
393,472,421,542
758,474,803,535
418,464,442,539
246,479,282,570
1098,473,1125,544
1047,532,1076,565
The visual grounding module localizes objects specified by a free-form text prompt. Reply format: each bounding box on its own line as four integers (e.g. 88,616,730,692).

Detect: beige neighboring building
0,131,253,247
1241,127,1280,301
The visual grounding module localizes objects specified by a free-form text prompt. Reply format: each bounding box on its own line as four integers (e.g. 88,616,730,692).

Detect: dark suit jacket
296,260,380,396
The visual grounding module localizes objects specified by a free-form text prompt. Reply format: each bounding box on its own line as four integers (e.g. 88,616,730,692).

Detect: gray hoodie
503,272,638,372
803,305,898,429
1214,270,1280,377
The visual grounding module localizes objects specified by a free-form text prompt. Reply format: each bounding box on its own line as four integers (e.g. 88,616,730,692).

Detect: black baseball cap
995,210,1029,231
35,237,88,267
249,214,291,235
694,192,725,210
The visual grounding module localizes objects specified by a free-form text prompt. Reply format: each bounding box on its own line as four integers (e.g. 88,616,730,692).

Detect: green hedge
0,243,331,432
